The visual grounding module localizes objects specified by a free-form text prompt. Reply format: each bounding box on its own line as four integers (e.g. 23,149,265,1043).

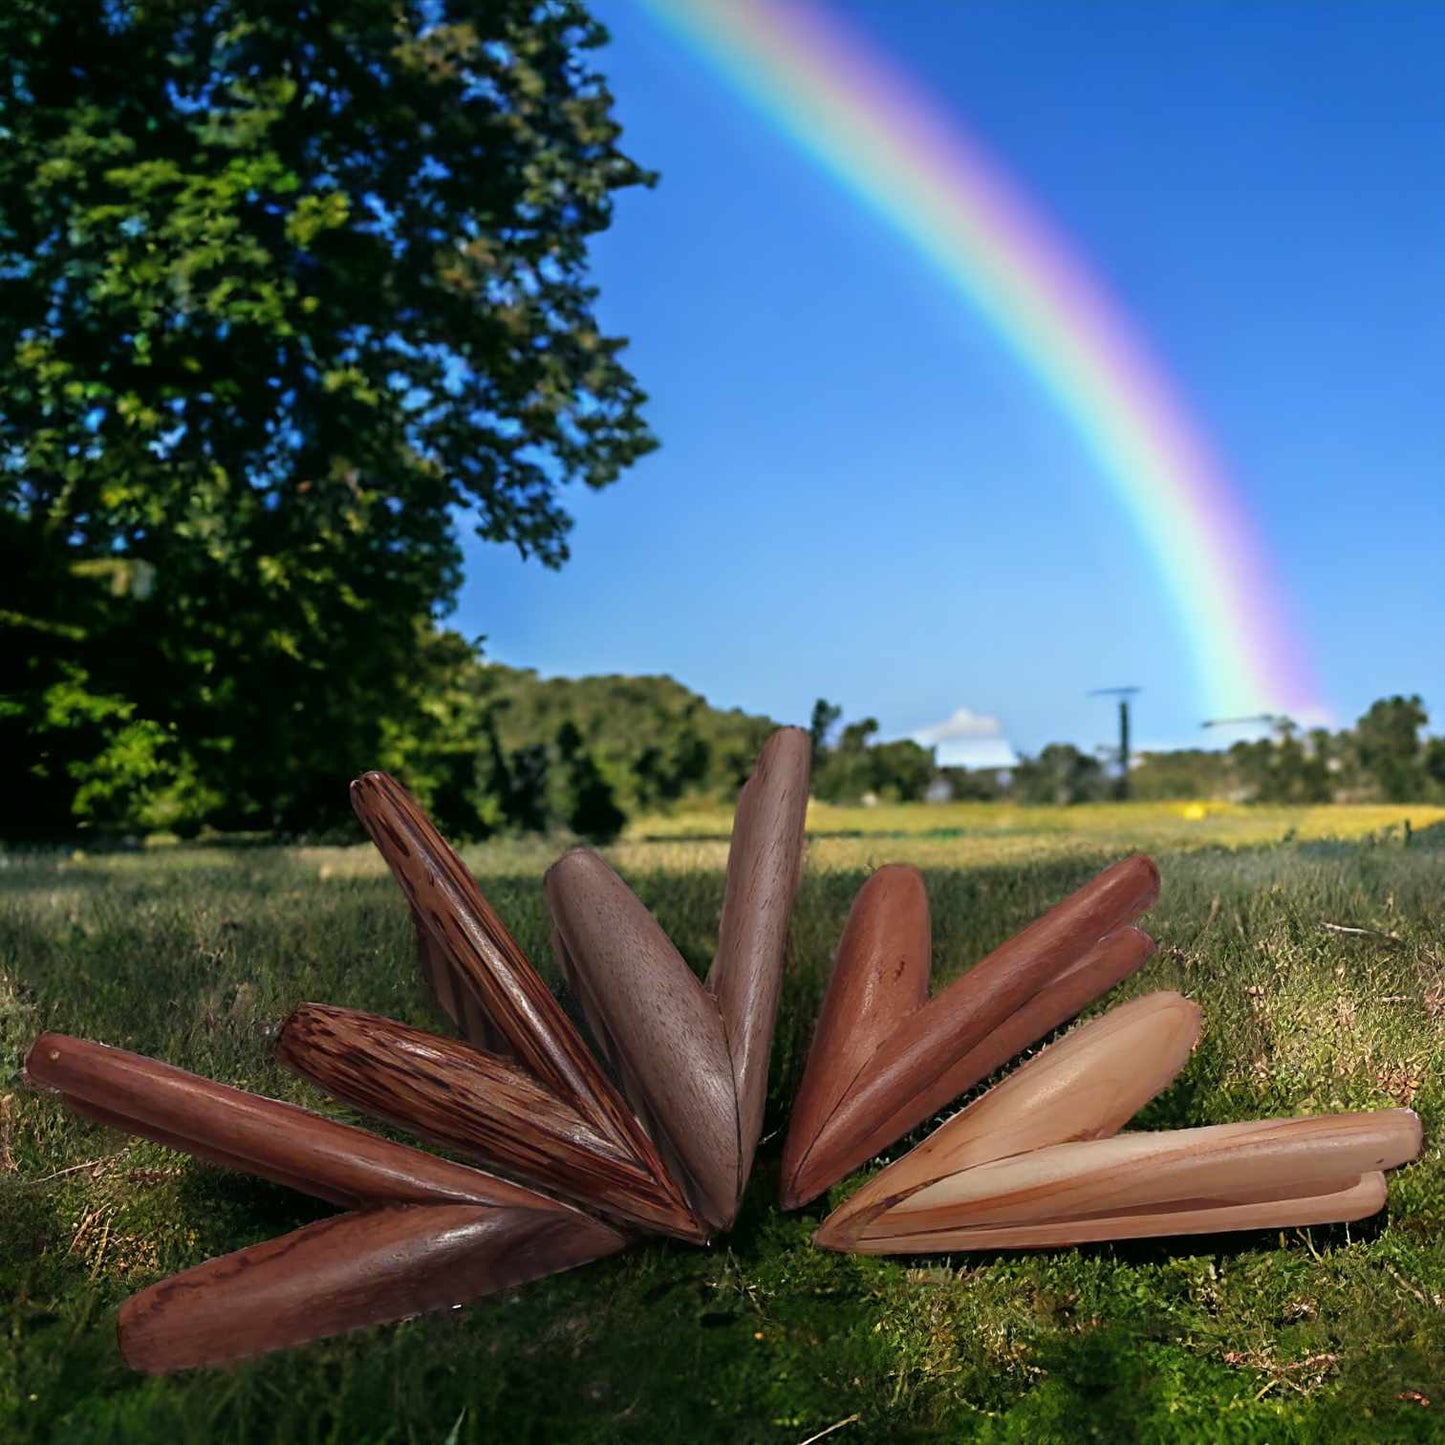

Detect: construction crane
1201,713,1296,738
1089,687,1140,800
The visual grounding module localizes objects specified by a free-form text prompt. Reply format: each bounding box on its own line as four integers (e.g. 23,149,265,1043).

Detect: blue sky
456,1,1445,763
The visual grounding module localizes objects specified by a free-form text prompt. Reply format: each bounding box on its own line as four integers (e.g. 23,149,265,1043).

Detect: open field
2,803,1444,1442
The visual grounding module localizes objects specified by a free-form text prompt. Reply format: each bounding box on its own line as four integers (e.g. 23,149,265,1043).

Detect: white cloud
911,707,1018,770
912,706,1004,746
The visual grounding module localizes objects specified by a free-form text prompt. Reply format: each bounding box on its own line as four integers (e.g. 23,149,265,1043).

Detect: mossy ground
2,807,1442,1442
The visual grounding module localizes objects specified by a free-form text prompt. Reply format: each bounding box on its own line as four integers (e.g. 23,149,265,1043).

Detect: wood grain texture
784,866,930,1208
276,1003,702,1240
817,992,1202,1246
350,770,690,1227
838,1111,1419,1252
782,855,1161,1207
897,1110,1419,1223
414,918,510,1057
894,1110,1420,1226
892,925,1156,1142
707,725,811,1194
118,1202,626,1373
23,1032,549,1212
835,1174,1390,1254
350,772,650,1163
545,850,740,1231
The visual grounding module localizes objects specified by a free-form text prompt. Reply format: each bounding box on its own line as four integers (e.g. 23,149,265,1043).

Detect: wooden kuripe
814,992,1422,1253
544,726,810,1229
23,726,812,1372
25,1033,585,1213
345,768,685,1229
119,1204,625,1375
24,1035,625,1371
781,856,1161,1208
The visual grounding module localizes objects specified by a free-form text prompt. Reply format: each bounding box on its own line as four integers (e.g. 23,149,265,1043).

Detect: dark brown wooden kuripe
24,1033,566,1213
781,854,1160,1207
26,1034,627,1374
350,771,652,1146
350,769,706,1236
707,726,811,1191
119,1203,626,1373
546,850,741,1230
276,1002,703,1241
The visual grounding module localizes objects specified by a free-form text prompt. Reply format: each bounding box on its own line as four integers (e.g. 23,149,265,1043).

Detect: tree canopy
1,0,654,836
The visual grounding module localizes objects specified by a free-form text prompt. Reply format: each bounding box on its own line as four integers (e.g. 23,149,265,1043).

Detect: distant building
933,738,1021,771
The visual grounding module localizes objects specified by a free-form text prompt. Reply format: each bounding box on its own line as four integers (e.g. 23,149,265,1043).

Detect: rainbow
636,0,1324,722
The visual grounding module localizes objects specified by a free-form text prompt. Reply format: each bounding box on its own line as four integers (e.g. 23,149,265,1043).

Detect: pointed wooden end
1392,1107,1424,1163
1111,853,1162,912
812,1213,853,1251
750,725,812,783
783,1139,869,1212
348,770,403,830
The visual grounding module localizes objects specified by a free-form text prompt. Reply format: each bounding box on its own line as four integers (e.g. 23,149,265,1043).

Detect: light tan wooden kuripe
816,992,1421,1254
782,857,1161,1208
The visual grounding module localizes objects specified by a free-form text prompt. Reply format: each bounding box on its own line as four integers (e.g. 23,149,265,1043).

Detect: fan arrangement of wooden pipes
781,865,1421,1250
26,729,813,1372
21,724,1422,1373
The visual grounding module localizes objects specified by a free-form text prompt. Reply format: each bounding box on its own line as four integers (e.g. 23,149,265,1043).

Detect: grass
2,802,1443,1442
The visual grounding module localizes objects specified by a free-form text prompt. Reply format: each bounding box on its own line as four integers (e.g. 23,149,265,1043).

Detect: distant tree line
988,696,1445,807
1130,696,1445,805
374,636,782,844
10,616,1445,842
807,700,935,806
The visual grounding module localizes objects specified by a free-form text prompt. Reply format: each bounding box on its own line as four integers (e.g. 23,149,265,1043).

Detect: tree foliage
1130,698,1442,806
809,708,936,805
1,0,654,837
1012,743,1107,806
1353,695,1428,803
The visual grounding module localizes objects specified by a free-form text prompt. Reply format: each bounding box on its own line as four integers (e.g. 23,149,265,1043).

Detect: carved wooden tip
23,1032,69,1084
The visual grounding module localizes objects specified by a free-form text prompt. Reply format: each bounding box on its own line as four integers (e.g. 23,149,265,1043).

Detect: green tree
1013,743,1107,806
808,698,842,774
811,712,936,804
1227,727,1332,804
553,719,625,842
1,0,654,837
1353,696,1428,802
868,738,935,802
1424,736,1445,797
1130,747,1233,801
